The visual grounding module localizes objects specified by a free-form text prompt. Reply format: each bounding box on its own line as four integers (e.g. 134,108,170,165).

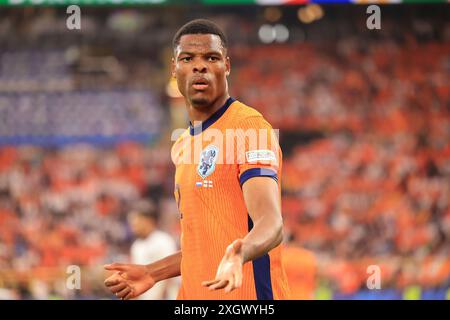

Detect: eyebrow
177,50,224,57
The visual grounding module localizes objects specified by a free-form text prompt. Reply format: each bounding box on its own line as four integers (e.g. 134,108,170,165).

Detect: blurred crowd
0,6,449,299
232,32,450,294
0,143,180,299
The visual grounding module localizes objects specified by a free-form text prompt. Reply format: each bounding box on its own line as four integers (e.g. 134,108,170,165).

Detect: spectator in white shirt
127,200,179,300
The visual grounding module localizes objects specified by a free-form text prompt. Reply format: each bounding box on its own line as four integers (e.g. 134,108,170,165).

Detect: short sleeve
236,116,281,187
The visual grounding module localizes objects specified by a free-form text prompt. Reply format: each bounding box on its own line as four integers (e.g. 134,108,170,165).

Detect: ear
171,57,176,78
225,56,231,77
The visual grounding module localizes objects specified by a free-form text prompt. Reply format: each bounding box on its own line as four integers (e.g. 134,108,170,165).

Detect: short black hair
172,19,228,52
129,200,159,222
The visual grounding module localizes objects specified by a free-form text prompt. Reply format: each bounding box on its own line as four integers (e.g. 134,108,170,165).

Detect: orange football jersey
171,97,290,300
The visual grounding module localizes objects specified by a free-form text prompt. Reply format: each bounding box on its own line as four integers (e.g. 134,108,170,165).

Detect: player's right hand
104,263,155,300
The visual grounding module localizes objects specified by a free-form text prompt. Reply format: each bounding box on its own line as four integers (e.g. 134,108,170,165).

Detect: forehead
176,34,225,55
128,212,143,220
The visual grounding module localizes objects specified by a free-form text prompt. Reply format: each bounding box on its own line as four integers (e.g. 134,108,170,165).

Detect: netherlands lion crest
197,145,219,179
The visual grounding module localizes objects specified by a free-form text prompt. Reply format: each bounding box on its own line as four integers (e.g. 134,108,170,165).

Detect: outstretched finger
104,272,123,287
123,289,135,301
104,263,129,272
224,277,235,293
208,279,228,291
116,286,131,299
109,282,127,294
201,279,220,287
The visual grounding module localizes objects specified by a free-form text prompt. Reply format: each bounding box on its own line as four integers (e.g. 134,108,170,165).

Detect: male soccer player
104,19,290,300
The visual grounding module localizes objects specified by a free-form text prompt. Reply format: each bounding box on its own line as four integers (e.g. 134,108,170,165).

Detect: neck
141,227,155,239
186,94,230,124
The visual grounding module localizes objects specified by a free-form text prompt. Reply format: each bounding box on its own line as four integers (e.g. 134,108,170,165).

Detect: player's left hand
201,239,244,293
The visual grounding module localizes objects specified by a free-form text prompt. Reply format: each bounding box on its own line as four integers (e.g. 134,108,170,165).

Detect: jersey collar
189,97,236,136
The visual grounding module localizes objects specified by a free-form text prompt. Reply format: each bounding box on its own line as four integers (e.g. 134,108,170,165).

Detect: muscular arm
202,176,283,292
146,250,182,282
240,176,283,264
104,251,181,299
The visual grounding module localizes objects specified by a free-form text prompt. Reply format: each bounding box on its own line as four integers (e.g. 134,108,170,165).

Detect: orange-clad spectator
282,243,317,300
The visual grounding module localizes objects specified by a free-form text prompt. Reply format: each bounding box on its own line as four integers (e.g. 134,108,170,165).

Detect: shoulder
172,128,190,146
231,100,264,120
230,100,273,129
171,127,190,163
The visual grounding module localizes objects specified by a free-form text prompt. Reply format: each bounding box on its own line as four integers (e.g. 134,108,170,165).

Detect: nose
192,58,207,73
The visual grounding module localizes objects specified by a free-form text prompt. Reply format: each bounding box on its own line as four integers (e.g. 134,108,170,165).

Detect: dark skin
173,33,231,123
104,33,283,299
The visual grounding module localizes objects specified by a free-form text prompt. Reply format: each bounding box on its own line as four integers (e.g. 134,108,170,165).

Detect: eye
207,56,219,62
180,57,192,62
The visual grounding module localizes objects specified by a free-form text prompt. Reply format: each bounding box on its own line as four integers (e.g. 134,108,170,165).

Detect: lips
192,83,209,90
191,78,209,91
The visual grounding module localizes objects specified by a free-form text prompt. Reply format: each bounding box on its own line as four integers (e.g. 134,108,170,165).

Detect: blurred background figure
127,200,179,300
282,234,317,300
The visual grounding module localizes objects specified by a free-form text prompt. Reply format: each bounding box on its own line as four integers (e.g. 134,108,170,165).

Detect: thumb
104,263,129,272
